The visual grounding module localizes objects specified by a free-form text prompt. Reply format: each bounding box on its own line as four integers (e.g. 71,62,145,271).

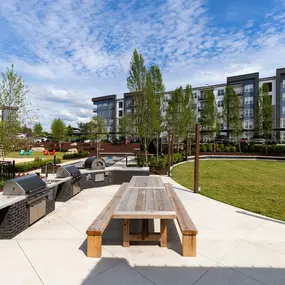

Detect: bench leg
87,235,102,258
123,219,130,247
160,219,167,247
182,234,196,257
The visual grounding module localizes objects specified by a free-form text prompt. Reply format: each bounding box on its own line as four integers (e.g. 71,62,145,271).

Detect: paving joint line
55,213,86,236
192,266,213,285
16,241,45,285
102,246,158,285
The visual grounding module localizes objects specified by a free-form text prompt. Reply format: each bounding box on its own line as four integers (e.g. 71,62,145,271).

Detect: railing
0,161,15,182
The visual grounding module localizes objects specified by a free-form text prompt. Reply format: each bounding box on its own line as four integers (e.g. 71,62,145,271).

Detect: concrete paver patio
0,176,284,285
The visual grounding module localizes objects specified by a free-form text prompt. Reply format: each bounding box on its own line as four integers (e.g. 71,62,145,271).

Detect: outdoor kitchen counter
0,193,26,210
44,176,72,187
80,166,149,174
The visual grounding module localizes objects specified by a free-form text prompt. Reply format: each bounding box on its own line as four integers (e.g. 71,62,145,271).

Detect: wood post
171,134,174,166
87,235,102,258
194,124,200,194
142,219,149,239
123,219,130,247
182,234,197,257
167,132,171,176
160,219,167,247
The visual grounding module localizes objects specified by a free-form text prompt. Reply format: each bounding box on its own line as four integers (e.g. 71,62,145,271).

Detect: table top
113,176,176,219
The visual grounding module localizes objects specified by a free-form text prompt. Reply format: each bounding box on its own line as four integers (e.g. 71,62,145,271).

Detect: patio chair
50,149,56,155
43,149,49,155
19,150,25,155
26,150,33,156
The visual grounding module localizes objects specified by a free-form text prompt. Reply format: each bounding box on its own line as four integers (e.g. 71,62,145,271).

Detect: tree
0,65,29,157
223,86,242,148
260,84,273,139
201,88,217,140
146,65,165,161
33,122,43,138
51,118,66,150
118,114,133,139
127,49,152,165
181,84,196,157
88,116,107,156
254,89,261,137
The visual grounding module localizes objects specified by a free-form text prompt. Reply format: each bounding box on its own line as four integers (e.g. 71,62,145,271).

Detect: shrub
0,178,4,189
150,156,168,168
224,146,231,152
15,158,62,173
241,143,249,152
207,144,213,152
231,146,236,152
200,144,207,152
173,153,183,164
62,151,89,159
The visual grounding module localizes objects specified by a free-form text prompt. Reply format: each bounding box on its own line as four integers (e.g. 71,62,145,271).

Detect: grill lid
84,157,105,170
3,174,47,196
56,165,81,178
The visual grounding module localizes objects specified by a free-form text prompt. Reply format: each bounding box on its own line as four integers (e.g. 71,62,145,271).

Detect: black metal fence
0,161,15,182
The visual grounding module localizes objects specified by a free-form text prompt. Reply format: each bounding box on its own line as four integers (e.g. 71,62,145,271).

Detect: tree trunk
189,140,192,156
171,134,174,166
156,133,159,162
144,137,148,166
185,136,188,161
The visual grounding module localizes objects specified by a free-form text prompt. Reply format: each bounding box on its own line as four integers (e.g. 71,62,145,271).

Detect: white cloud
0,0,284,128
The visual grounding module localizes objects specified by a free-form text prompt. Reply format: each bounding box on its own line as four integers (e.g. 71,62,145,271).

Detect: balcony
198,107,204,112
198,96,205,101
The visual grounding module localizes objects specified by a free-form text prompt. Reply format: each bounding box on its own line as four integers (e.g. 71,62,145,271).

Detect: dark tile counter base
0,199,28,239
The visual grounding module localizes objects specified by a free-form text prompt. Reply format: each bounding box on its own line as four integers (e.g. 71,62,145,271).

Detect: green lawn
6,151,64,160
172,160,285,221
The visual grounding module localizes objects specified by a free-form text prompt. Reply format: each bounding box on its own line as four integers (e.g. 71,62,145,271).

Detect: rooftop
1,175,284,285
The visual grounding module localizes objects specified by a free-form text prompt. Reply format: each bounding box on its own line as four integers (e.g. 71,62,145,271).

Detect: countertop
0,193,26,210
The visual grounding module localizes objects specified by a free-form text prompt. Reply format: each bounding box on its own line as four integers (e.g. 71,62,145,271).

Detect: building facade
91,68,285,139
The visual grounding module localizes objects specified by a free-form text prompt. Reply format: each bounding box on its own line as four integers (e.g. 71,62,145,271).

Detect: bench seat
165,183,198,256
86,183,128,257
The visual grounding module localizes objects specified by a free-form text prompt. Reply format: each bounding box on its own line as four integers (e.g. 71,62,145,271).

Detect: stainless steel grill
56,165,82,196
2,174,51,225
84,157,106,170
56,165,81,178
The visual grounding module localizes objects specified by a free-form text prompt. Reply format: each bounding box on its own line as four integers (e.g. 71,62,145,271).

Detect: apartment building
91,68,285,139
0,106,17,122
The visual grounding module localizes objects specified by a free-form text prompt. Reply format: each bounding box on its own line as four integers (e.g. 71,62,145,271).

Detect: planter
150,167,168,175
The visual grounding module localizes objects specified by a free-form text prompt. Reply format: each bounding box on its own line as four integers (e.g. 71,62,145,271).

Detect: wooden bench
86,183,129,257
165,183,198,256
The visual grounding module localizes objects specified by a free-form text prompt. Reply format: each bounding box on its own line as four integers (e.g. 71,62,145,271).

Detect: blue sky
0,0,285,129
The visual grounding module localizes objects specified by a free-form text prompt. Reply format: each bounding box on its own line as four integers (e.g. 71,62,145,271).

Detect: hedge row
200,144,236,153
62,151,89,159
15,158,62,173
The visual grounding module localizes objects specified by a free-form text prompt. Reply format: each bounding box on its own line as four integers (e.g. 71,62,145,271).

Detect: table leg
160,219,167,247
123,219,130,247
142,219,149,239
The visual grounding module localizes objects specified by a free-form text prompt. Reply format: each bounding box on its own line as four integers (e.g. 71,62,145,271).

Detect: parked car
250,138,266,144
266,139,276,145
83,139,92,143
240,137,249,144
35,137,49,143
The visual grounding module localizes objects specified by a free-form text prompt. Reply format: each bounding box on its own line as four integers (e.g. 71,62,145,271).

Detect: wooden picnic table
86,176,198,257
112,176,176,246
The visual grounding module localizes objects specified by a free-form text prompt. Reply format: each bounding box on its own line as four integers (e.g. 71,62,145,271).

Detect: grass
6,151,64,160
172,160,285,221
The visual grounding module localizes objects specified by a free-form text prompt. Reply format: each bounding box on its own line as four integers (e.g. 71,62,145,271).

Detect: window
221,123,224,130
193,93,197,99
103,103,108,107
218,89,225,96
244,84,254,93
109,110,114,117
282,107,285,115
97,104,102,108
126,109,132,113
282,120,285,128
119,110,123,117
119,102,123,108
282,93,285,101
244,97,254,105
264,82,272,92
244,120,253,129
218,100,223,107
245,109,253,117
282,80,285,89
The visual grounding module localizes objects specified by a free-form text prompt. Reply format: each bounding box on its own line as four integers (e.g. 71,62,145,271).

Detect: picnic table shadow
79,218,182,255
